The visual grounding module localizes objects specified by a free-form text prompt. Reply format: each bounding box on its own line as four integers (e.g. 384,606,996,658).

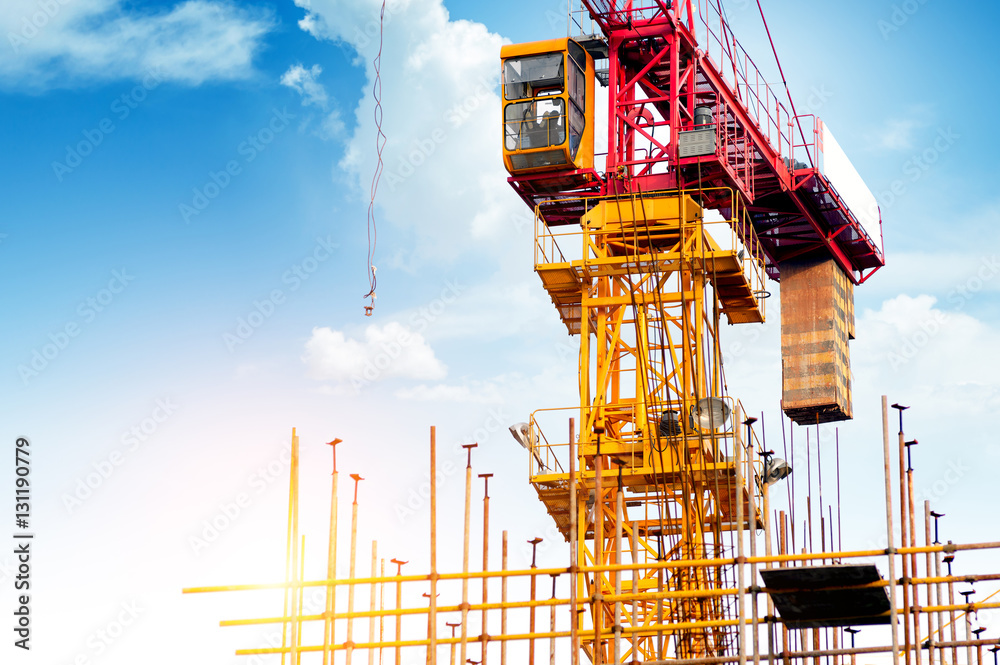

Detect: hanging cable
363,0,387,316
753,0,812,169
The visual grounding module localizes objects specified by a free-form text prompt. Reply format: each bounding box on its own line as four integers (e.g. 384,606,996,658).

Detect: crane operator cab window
501,38,594,175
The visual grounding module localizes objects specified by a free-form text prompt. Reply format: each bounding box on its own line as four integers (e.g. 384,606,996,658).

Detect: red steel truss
507,0,884,284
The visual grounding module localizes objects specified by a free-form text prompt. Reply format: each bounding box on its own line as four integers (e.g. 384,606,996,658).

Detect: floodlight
690,397,731,431
509,422,547,471
509,422,533,449
763,457,792,485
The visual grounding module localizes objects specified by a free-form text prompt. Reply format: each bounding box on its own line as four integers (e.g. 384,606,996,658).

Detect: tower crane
501,2,884,661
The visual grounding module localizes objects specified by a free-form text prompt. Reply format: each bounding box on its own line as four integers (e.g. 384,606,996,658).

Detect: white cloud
395,382,504,403
853,294,1000,415
868,106,932,151
293,0,520,265
303,322,447,385
321,109,346,138
280,63,328,108
1,0,272,89
281,63,347,140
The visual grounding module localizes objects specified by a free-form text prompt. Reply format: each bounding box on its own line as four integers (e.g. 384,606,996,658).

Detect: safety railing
693,0,793,163
533,189,768,318
791,113,821,175
580,0,670,28
525,397,761,487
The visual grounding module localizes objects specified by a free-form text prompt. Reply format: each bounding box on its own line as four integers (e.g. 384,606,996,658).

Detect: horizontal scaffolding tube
184,539,1000,595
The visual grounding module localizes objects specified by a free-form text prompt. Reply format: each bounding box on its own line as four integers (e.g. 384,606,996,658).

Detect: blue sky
2,1,999,663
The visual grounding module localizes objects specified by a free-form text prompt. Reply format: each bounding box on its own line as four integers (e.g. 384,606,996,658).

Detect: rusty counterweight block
780,257,855,425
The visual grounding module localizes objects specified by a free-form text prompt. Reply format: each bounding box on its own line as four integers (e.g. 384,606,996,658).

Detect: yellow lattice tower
529,189,766,663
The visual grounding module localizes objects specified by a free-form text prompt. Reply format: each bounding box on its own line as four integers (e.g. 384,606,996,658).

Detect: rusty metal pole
424,593,440,661
379,558,386,665
429,427,438,665
390,559,407,665
924,503,936,665
460,445,478,665
946,551,958,665
906,439,921,665
529,537,543,665
282,429,301,665
447,623,461,665
779,511,790,665
480,473,493,665
369,541,378,665
550,574,559,665
736,413,747,665
762,449,776,665
346,473,364,665
931,542,942,665
298,535,306,655
501,531,508,665
892,402,912,665
960,590,976,665
884,397,901,665
746,422,760,665
324,438,342,665
973,628,987,665
844,628,860,665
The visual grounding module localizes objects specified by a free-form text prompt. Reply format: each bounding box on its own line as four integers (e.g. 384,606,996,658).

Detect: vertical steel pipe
501,531,508,665
883,397,901,665
324,439,341,665
369,541,378,665
429,427,438,665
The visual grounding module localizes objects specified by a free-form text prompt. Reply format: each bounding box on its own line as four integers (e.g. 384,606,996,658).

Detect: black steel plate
760,564,891,629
